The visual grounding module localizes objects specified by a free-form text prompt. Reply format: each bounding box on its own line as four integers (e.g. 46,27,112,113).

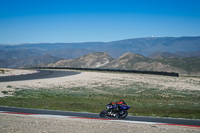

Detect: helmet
120,99,124,102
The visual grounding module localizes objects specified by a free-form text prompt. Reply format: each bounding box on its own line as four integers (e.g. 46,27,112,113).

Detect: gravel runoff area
0,69,200,97
0,113,200,133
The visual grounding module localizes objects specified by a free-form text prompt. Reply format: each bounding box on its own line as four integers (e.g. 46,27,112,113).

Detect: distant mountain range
47,52,200,75
0,54,61,68
0,36,200,70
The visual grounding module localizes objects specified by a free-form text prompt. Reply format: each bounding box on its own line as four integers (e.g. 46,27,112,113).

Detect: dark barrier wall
32,67,179,77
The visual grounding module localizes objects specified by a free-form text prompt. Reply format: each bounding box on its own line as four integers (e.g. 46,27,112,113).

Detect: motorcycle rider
111,100,127,111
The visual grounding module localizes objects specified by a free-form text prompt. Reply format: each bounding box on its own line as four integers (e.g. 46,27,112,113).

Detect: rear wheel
99,110,107,117
118,110,128,119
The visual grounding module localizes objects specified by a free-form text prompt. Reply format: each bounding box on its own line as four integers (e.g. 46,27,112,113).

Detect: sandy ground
0,69,200,97
0,68,38,77
0,113,200,133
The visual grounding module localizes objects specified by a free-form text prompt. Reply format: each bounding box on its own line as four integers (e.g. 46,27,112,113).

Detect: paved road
0,106,200,127
0,70,81,82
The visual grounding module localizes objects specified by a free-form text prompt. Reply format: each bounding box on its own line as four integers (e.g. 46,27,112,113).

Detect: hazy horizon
1,36,200,45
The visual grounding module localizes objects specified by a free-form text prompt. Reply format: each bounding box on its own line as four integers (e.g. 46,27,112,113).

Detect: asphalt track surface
0,70,81,82
0,106,200,127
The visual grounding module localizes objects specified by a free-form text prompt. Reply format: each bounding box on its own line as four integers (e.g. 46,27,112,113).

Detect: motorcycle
99,104,131,119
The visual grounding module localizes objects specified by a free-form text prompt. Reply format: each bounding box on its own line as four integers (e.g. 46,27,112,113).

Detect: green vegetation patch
0,87,200,119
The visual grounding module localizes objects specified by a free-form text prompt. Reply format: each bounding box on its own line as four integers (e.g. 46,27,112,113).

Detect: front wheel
118,110,128,119
99,110,107,118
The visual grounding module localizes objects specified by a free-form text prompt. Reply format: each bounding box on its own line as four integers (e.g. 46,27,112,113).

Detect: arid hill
48,52,114,68
47,52,200,75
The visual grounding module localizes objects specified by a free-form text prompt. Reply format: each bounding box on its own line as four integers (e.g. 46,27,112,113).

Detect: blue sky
0,0,200,44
